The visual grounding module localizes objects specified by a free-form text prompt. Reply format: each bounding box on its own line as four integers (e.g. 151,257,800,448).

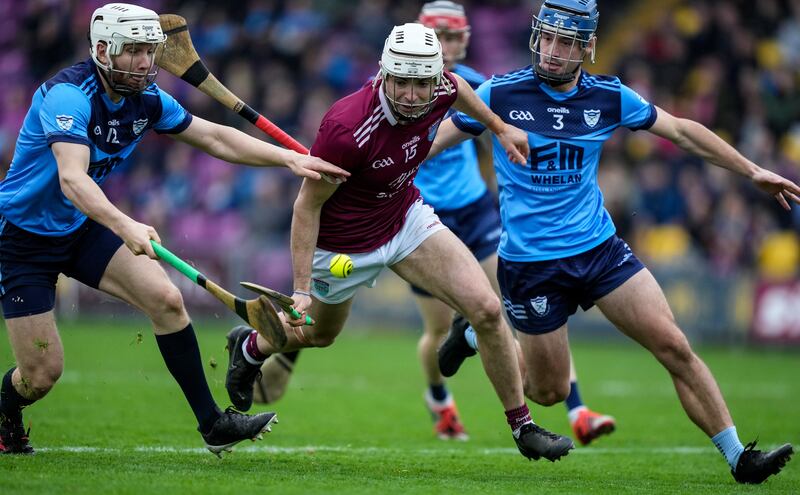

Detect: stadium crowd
1,0,798,291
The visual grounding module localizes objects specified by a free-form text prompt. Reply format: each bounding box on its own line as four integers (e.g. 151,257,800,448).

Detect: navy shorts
497,234,645,335
0,217,124,318
411,190,501,297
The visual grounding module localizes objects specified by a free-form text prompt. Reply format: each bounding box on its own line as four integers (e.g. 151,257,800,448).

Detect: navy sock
565,381,584,411
429,383,448,402
0,368,34,422
155,324,221,434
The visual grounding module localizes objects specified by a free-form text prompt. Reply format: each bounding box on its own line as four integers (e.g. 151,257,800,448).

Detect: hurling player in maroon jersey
224,23,575,462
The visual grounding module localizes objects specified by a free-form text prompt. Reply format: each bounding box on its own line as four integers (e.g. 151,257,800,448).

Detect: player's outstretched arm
648,107,800,210
428,117,472,159
288,177,339,326
53,142,160,258
171,116,350,182
450,73,529,165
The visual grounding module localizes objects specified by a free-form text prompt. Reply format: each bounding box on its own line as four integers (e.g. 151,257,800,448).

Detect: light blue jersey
415,64,487,211
453,67,656,261
0,59,192,236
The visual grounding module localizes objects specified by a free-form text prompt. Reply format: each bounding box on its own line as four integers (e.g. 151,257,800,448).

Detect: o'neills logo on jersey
402,135,421,150
509,110,535,121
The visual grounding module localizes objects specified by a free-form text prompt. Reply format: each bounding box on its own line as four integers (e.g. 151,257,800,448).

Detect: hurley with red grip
156,14,309,154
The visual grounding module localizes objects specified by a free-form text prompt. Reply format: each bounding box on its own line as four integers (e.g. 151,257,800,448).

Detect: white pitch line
37,445,722,455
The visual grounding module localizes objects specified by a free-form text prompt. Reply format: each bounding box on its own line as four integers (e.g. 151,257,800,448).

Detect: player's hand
287,152,350,183
117,219,161,259
751,168,800,210
496,124,530,165
286,290,313,327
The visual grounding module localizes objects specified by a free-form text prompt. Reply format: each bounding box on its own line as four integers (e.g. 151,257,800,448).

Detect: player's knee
146,281,185,318
19,365,61,399
525,381,568,407
652,330,695,373
161,283,185,315
465,297,502,332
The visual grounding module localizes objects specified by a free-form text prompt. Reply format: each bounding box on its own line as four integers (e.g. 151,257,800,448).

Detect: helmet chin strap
533,52,582,86
97,66,141,97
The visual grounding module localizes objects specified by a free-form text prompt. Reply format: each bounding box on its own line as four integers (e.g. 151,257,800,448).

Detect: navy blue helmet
530,0,599,85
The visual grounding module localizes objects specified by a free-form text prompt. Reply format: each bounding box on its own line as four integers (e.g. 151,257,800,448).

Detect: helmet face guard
418,0,471,64
379,23,445,121
382,76,439,121
101,37,163,96
530,0,599,85
89,3,167,96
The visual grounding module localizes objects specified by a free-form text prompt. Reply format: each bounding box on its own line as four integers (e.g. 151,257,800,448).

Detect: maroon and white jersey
311,71,459,253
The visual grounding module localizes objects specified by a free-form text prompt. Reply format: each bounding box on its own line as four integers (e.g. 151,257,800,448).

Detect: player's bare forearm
451,74,505,135
428,118,472,159
174,116,294,166
650,107,758,178
649,106,800,209
53,142,160,257
451,74,529,164
174,116,350,181
290,205,321,293
290,178,338,291
53,143,129,232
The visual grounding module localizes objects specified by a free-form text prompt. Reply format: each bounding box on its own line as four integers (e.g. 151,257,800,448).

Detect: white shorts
311,199,446,304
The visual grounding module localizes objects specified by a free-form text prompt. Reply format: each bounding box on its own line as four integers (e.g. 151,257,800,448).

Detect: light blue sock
711,426,745,469
464,326,479,351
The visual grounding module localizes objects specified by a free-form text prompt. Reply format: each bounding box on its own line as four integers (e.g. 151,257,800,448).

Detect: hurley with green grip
240,282,314,326
150,240,290,347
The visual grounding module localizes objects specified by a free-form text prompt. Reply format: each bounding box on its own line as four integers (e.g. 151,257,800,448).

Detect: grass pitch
1,319,798,494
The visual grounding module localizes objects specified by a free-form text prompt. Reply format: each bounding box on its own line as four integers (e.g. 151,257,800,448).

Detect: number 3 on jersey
552,114,564,130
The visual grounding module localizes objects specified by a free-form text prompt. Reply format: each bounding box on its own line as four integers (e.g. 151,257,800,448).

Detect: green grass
1,319,798,494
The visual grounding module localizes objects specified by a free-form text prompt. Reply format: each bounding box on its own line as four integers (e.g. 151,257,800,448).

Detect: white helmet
89,3,167,96
379,23,445,120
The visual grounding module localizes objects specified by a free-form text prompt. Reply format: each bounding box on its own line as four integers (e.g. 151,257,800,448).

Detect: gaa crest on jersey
530,296,549,316
56,115,74,131
132,118,148,136
428,118,442,141
583,109,601,128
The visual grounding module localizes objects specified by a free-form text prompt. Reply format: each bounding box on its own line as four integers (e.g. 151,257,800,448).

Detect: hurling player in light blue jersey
432,0,797,484
0,3,347,456
412,0,613,445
